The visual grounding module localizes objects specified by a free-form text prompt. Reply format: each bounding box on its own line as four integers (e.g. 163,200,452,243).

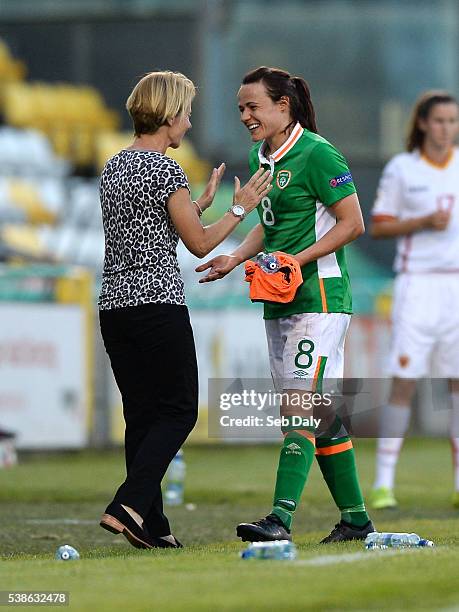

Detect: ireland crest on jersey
276,170,291,189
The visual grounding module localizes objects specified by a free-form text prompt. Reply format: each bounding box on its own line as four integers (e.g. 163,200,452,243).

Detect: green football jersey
248,123,356,319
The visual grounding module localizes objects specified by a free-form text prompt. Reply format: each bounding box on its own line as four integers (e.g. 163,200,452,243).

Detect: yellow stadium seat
95,131,132,172
2,70,121,166
1,224,48,258
73,126,96,167
0,58,26,81
58,85,89,125
30,84,56,130
9,58,26,80
48,125,73,160
167,140,211,183
95,131,212,181
3,83,35,127
0,35,121,166
0,40,26,111
8,179,57,225
0,39,10,60
98,109,120,131
0,38,13,79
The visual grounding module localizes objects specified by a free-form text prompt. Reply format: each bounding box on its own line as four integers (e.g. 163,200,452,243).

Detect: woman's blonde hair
126,71,196,136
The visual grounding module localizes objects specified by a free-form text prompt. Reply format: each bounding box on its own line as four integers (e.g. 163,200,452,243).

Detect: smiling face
238,81,292,145
419,102,459,150
168,110,192,149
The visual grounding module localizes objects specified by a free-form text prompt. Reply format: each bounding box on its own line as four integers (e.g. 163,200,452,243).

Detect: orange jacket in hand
244,252,303,304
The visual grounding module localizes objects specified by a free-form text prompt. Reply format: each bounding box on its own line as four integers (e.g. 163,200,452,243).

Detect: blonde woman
98,71,272,549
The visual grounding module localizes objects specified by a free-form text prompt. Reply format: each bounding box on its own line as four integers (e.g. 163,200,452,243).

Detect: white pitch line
25,519,97,525
296,548,423,566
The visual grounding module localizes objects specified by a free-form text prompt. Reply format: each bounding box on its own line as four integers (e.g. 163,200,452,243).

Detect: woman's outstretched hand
195,163,226,211
195,254,240,283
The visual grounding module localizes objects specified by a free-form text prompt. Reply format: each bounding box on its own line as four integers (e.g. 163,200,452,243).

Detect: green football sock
315,436,370,527
272,431,315,530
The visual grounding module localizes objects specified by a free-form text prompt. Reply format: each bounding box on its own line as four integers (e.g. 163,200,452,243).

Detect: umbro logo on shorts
293,369,308,378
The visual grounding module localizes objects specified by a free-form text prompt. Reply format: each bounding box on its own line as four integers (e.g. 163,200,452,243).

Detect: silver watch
228,203,246,220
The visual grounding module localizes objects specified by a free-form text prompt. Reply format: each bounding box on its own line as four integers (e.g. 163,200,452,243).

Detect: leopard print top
98,149,189,310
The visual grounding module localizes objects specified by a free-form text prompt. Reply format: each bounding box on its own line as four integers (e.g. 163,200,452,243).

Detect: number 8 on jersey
261,196,275,226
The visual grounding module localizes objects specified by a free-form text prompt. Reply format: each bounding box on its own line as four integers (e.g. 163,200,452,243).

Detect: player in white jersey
370,91,459,509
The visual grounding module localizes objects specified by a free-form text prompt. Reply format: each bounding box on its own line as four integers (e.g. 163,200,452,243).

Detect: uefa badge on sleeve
276,170,291,189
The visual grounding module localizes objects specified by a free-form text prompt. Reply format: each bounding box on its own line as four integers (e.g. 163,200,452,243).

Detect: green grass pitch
1,439,459,611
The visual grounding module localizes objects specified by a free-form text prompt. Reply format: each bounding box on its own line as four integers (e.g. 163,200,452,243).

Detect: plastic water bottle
55,545,80,561
365,532,434,549
241,540,297,560
256,252,280,274
165,449,185,506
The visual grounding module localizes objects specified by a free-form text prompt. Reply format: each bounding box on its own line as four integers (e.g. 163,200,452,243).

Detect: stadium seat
168,140,211,184
0,177,27,223
0,38,213,270
39,226,80,262
95,132,132,172
2,79,120,168
3,83,34,128
95,131,211,182
0,38,26,115
75,230,104,268
1,224,49,259
0,127,70,177
7,179,57,225
69,179,103,229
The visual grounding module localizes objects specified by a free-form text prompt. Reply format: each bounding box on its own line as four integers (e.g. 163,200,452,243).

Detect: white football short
265,312,351,392
389,273,459,378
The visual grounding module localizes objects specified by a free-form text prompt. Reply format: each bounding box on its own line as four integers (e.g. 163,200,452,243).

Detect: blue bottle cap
419,539,434,547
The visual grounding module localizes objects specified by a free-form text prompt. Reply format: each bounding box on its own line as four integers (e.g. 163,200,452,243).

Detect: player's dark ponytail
242,66,318,134
290,76,317,133
406,90,458,152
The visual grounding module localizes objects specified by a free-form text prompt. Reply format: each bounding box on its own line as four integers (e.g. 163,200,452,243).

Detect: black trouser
99,303,198,537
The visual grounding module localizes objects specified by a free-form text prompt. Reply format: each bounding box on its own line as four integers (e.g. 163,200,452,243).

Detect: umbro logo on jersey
329,172,353,188
276,170,291,189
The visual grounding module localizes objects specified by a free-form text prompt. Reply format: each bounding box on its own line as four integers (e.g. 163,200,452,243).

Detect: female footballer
197,66,374,543
370,91,459,510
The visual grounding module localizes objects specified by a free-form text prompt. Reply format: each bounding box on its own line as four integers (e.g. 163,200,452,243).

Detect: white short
389,273,459,378
265,312,351,392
